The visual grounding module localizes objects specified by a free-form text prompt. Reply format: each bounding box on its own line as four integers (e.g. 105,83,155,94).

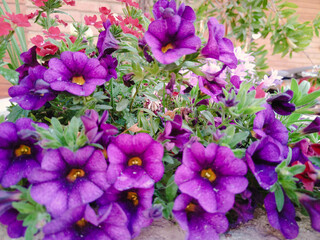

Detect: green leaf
288,164,306,175
163,153,174,164
201,111,215,124
296,90,320,106
0,67,19,85
12,202,35,214
165,175,178,202
228,131,249,148
116,99,130,112
273,183,285,212
7,105,30,122
51,117,64,133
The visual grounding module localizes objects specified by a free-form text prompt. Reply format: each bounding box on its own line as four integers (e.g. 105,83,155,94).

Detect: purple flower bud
122,73,135,87
302,117,320,134
267,90,295,115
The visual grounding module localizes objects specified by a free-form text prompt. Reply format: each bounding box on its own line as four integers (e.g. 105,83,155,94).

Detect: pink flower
44,26,65,40
4,12,31,27
55,15,68,27
292,161,317,191
36,42,59,57
32,0,48,7
27,10,39,20
31,35,45,47
63,0,75,6
84,15,103,28
0,17,13,36
99,7,111,15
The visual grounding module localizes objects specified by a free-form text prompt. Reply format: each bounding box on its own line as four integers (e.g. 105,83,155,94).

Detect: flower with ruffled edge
97,185,154,238
175,142,248,213
267,90,295,116
172,193,229,240
29,146,109,217
157,115,191,151
44,51,108,96
15,46,40,82
9,65,56,110
144,10,201,64
201,17,238,69
43,204,131,240
264,191,299,239
0,118,45,188
299,194,320,232
252,104,288,146
245,136,288,190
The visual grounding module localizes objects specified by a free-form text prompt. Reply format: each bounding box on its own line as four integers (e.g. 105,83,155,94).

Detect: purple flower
144,12,201,64
43,204,131,240
15,46,40,82
44,51,108,96
153,0,196,22
175,142,248,213
201,18,238,69
99,54,118,81
9,66,56,110
0,208,26,238
231,190,255,227
291,139,310,164
29,146,108,217
302,117,320,134
172,193,229,240
97,186,154,238
81,110,118,145
245,136,288,190
0,118,44,188
106,133,164,190
97,20,119,58
158,115,191,151
264,191,299,239
267,90,295,115
252,104,288,146
299,194,320,232
165,72,176,95
122,73,135,87
138,37,154,63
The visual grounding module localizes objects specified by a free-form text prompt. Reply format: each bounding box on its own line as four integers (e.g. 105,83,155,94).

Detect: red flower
36,42,59,57
27,10,39,20
99,7,111,15
32,0,48,7
292,161,317,191
0,17,13,36
44,26,65,40
84,15,103,28
5,12,31,27
63,0,75,6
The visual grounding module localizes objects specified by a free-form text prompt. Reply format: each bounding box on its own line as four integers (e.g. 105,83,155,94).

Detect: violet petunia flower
44,51,108,96
299,194,320,232
15,46,40,82
231,190,255,227
97,20,119,58
81,109,118,145
106,133,164,190
122,73,135,87
29,146,109,217
264,191,299,239
0,118,44,188
144,11,201,64
201,18,238,69
267,90,295,115
138,38,154,63
172,193,229,240
302,117,320,134
158,115,191,151
43,204,131,240
175,142,248,213
291,139,310,164
245,136,288,190
252,104,288,146
9,66,56,110
97,185,154,238
99,54,118,81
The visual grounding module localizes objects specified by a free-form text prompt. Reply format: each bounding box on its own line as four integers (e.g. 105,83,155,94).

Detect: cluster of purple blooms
1,0,320,240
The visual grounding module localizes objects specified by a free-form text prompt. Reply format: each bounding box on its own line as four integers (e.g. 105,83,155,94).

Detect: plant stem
130,79,143,112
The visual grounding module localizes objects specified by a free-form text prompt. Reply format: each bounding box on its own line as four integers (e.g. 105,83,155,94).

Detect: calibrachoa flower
9,65,56,110
299,194,320,232
44,51,108,96
144,5,201,64
175,142,248,213
99,54,118,81
63,0,75,6
15,46,40,82
301,117,320,134
32,0,48,7
106,133,164,190
84,15,103,29
158,114,191,151
292,161,317,191
43,26,65,40
267,90,295,116
97,20,119,57
172,193,229,240
245,136,288,190
252,104,288,146
43,204,131,240
0,16,13,36
97,186,154,237
4,12,31,27
0,208,26,238
264,191,299,239
201,17,237,69
231,190,255,226
291,139,311,164
29,146,109,216
0,118,44,188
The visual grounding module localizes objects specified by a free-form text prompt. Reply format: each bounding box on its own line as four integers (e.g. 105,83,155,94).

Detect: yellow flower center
185,202,197,212
76,218,87,228
200,168,216,182
66,169,85,182
15,144,31,157
127,191,139,206
72,76,85,85
127,157,142,166
101,148,108,159
161,43,174,53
